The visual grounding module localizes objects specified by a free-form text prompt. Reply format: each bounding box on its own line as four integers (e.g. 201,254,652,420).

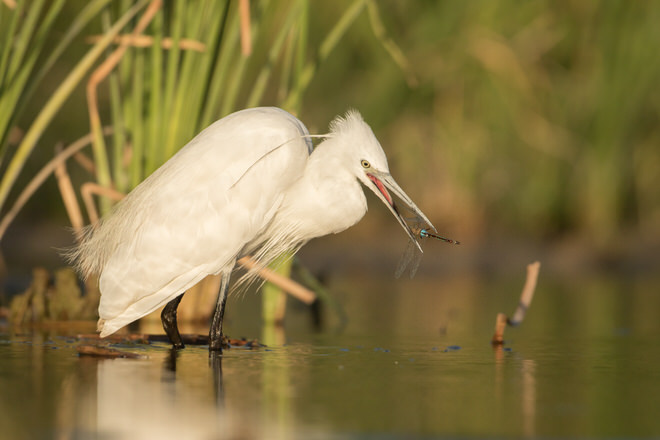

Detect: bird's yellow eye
361,159,371,168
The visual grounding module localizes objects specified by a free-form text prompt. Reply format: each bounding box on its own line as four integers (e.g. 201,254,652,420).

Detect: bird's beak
366,170,435,252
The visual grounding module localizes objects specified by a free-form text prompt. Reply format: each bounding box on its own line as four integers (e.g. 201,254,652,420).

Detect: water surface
1,273,659,439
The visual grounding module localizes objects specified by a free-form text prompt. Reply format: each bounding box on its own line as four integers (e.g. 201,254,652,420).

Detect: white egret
70,107,436,351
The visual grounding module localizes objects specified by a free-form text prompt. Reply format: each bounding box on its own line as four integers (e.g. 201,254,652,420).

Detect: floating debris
77,345,147,359
226,338,264,349
77,332,264,349
78,333,149,344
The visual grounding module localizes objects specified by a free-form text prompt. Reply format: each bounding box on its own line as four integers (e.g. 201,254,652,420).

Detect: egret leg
209,269,232,351
161,293,185,349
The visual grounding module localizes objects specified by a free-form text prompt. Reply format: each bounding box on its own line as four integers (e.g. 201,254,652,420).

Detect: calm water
1,272,659,439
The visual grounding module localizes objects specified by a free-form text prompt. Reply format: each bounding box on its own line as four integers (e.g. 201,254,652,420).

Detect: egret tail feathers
97,267,213,338
97,296,167,338
97,315,137,338
96,319,107,335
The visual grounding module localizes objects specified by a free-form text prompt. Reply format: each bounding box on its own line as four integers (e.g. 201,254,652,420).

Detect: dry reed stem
238,256,317,304
491,261,541,345
0,128,112,241
73,152,96,176
491,313,508,345
85,34,205,52
81,182,125,225
509,261,541,326
239,0,252,56
54,145,85,239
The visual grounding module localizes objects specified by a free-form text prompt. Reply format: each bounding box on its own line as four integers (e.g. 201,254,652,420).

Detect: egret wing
93,108,312,335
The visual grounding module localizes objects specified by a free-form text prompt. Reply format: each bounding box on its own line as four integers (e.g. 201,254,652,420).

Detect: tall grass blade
161,0,184,158
247,4,300,108
145,8,164,175
284,0,367,110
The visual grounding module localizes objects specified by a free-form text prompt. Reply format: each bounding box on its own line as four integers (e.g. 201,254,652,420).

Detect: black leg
209,269,232,351
161,293,185,349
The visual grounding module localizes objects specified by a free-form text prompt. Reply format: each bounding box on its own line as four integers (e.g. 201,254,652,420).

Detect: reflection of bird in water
163,348,225,407
69,107,437,351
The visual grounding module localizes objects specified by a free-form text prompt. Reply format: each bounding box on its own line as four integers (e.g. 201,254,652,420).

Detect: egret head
329,110,436,249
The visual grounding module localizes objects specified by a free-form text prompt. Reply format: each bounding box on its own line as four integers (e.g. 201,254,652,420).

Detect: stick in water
508,261,541,326
492,313,508,345
491,261,541,345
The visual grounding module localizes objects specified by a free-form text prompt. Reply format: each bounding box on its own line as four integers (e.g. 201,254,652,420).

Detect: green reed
0,0,148,226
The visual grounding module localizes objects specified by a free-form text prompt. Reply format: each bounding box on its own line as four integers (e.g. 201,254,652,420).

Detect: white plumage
69,107,433,346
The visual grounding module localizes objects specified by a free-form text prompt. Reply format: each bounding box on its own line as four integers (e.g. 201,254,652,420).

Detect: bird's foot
209,333,230,352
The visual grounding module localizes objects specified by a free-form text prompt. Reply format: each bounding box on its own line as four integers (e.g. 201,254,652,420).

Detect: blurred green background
1,0,659,274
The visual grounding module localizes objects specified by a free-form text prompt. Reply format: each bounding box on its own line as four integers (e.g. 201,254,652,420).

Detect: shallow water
1,273,660,439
